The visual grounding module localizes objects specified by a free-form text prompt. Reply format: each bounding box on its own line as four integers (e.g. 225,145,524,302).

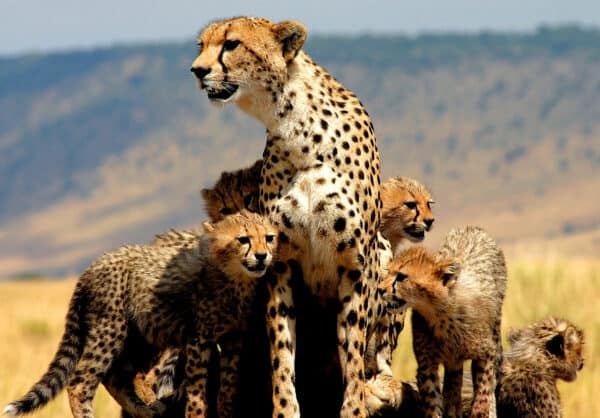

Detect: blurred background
0,1,598,416
1,0,599,277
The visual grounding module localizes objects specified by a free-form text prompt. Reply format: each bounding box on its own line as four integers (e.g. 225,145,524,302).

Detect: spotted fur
3,211,278,418
379,226,507,418
191,17,389,418
201,159,262,221
496,317,585,418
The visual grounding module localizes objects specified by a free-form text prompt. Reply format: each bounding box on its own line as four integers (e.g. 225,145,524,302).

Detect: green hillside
0,26,599,277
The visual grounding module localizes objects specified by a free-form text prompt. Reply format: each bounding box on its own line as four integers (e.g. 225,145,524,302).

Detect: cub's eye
404,201,417,210
197,42,204,54
265,234,275,243
223,40,241,51
237,236,250,245
219,207,233,215
395,272,408,282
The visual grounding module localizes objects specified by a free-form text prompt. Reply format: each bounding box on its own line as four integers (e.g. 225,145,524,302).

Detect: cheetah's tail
3,282,89,416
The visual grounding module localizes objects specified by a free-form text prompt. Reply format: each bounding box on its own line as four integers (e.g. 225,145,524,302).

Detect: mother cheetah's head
190,17,307,106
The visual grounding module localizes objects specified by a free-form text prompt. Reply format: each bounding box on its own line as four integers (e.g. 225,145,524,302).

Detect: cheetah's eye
427,201,435,209
219,207,233,215
237,236,250,245
404,201,417,210
223,40,241,52
395,272,408,282
265,234,275,243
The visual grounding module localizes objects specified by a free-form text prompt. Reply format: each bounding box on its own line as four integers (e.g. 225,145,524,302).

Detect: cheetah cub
4,210,278,418
380,226,507,418
497,316,584,418
380,176,435,252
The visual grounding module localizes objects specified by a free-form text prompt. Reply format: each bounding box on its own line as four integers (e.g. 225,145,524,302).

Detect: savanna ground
0,256,598,417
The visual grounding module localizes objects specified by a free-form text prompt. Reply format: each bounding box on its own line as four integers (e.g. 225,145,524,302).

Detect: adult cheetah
3,211,278,418
191,17,389,418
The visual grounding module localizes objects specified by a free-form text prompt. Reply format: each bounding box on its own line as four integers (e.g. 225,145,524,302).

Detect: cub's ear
546,334,565,357
437,258,460,287
273,20,307,62
202,221,216,233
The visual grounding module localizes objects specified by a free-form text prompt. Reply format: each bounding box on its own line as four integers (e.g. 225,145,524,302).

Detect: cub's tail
3,282,89,416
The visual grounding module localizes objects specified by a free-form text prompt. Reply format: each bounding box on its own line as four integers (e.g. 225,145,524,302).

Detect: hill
0,26,599,277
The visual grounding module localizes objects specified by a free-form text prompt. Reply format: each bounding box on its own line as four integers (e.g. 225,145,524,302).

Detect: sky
2,0,600,56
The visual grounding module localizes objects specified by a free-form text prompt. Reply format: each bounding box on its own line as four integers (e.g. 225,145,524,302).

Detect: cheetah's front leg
267,260,300,418
443,363,464,418
184,338,211,418
337,267,369,418
470,356,497,418
217,335,243,418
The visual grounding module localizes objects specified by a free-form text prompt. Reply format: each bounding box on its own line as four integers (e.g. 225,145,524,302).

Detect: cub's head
190,17,307,105
379,247,460,315
507,317,585,382
380,176,435,248
201,159,262,222
203,210,278,280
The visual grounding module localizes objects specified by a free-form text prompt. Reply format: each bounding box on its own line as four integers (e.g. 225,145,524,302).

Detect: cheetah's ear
273,20,307,62
437,258,460,288
202,221,216,234
546,334,565,358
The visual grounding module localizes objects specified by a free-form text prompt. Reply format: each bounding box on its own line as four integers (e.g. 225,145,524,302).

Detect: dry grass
0,279,120,417
0,256,597,417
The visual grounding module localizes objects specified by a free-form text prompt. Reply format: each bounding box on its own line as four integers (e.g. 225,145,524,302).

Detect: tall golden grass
0,256,597,417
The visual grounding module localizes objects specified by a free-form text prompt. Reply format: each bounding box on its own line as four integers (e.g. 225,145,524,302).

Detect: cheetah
379,226,507,418
3,211,278,418
380,176,435,253
191,17,389,417
496,316,585,418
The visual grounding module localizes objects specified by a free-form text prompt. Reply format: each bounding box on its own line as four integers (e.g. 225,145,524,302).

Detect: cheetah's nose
190,66,211,79
255,253,267,261
424,218,434,230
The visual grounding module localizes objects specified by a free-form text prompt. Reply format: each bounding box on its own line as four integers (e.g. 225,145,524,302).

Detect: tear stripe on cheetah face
3,210,277,418
192,16,385,418
379,226,507,418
